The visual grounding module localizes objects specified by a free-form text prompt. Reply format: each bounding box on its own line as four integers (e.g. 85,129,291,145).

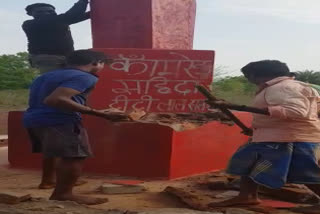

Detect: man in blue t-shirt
24,49,129,205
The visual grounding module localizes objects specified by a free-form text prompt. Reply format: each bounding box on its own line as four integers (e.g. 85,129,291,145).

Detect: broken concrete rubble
128,110,147,121
223,178,320,204
0,166,311,214
164,186,277,214
162,171,320,214
0,192,31,205
0,201,137,214
165,186,208,211
214,191,239,199
100,183,146,194
202,177,230,190
108,108,233,131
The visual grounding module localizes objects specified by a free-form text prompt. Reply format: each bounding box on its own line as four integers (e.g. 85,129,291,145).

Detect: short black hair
241,60,290,78
66,50,108,66
25,3,55,15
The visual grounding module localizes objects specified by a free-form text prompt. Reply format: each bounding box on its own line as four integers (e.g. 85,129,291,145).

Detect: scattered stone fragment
164,186,208,211
0,191,31,204
30,197,46,202
101,108,233,130
51,204,65,209
214,191,239,199
204,177,230,190
103,180,144,186
213,177,319,204
100,183,146,194
209,172,238,182
165,186,278,214
136,112,232,131
128,110,147,121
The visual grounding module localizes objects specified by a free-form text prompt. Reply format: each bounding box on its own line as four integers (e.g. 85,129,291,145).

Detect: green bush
0,53,318,110
0,89,29,111
294,70,320,85
212,76,256,105
0,52,39,90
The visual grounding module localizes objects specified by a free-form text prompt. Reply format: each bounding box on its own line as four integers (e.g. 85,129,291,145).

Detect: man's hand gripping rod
196,85,252,136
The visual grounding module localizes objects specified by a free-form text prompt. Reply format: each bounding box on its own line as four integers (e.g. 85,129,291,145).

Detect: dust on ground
0,162,189,214
0,164,306,214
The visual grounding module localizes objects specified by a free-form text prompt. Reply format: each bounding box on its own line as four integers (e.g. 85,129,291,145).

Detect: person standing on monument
22,0,90,73
24,49,130,205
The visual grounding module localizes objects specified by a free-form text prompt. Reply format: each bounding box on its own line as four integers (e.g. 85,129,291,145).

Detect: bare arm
44,87,90,113
44,87,129,121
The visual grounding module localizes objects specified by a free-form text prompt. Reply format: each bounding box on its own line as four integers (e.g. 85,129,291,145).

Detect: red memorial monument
8,0,251,179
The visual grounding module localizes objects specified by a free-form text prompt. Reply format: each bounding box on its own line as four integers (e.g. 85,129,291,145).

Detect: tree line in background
0,52,39,90
1,52,320,105
211,69,320,104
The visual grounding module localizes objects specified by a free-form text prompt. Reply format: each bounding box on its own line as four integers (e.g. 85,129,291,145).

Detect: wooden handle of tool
196,85,252,136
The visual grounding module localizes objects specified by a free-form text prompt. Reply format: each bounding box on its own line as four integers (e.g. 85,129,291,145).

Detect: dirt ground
0,113,199,213
0,147,308,214
0,147,195,213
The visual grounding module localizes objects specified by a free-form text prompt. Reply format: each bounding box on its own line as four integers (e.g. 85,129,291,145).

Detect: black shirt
22,0,90,56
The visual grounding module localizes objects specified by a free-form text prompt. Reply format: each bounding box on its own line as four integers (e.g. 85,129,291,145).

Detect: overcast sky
1,0,320,74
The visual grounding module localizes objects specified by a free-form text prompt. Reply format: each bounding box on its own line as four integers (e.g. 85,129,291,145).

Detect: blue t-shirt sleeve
59,74,98,92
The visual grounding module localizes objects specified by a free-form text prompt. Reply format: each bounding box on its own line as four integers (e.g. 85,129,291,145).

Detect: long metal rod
196,85,252,136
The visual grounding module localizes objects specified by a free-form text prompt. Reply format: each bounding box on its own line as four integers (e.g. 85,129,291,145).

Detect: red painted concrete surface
90,48,214,113
7,0,247,179
170,113,251,179
8,111,251,179
91,0,152,49
90,0,196,49
152,0,196,49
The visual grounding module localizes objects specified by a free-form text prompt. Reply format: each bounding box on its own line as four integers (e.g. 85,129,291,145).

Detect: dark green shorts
27,123,92,158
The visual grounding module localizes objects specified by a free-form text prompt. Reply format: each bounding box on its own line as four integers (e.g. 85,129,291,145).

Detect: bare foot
291,205,320,214
39,180,87,189
209,196,261,208
50,194,108,205
39,182,56,189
